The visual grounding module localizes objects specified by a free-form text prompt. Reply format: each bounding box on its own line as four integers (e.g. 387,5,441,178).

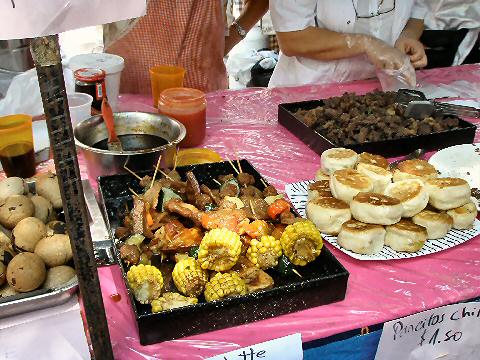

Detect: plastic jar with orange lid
158,88,206,148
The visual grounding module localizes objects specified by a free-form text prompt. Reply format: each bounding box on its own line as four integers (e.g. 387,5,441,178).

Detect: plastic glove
363,37,410,71
376,55,417,91
395,37,427,69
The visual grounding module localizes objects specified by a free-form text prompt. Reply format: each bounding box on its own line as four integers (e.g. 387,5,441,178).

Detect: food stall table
5,64,480,359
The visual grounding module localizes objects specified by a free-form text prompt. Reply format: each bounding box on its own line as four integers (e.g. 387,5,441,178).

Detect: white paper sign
207,333,303,360
375,302,480,360
0,0,146,40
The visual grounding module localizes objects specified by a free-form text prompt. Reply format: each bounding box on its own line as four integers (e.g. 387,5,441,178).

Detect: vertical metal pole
30,35,114,360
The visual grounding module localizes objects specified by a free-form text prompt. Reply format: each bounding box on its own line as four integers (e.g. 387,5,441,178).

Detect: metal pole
30,35,114,360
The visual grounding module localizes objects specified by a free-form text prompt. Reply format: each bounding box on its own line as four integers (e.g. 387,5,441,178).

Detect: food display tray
98,160,349,345
278,99,477,157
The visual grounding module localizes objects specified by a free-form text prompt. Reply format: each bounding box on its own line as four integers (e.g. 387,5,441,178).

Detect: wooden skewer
224,155,240,175
173,146,179,171
260,179,268,188
150,155,162,189
249,200,257,218
212,178,222,186
158,169,174,181
128,187,141,198
233,148,243,173
292,268,303,278
123,165,143,181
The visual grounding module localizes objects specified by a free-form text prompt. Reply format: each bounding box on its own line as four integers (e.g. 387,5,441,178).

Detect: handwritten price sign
0,0,146,40
375,302,480,360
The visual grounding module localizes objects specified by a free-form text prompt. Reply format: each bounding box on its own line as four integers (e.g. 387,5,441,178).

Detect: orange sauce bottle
158,88,206,148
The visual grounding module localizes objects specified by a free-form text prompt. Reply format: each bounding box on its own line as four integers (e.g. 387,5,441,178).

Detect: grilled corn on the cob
198,228,242,271
246,235,282,269
172,257,209,297
126,264,164,304
280,221,323,266
151,292,198,312
204,272,247,302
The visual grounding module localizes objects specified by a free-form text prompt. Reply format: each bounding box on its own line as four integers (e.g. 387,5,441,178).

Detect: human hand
395,37,427,68
363,37,411,70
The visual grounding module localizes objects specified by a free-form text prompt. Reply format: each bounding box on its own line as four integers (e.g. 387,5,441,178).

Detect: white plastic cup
68,93,93,128
68,53,125,111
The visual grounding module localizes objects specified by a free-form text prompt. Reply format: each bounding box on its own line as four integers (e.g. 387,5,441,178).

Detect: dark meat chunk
280,211,296,225
200,184,221,205
245,198,269,220
119,244,140,265
263,185,278,197
195,193,214,210
218,198,239,209
237,173,256,187
240,185,263,198
220,183,239,198
164,199,203,226
115,226,131,240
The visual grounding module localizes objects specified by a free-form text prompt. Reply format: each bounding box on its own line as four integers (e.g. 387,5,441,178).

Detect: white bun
393,160,438,182
425,178,471,210
385,219,427,252
350,192,402,225
321,148,358,175
384,179,429,217
357,152,389,169
446,202,477,229
314,168,330,181
412,210,453,239
337,220,385,255
306,197,351,235
356,163,392,193
307,180,332,201
330,169,373,204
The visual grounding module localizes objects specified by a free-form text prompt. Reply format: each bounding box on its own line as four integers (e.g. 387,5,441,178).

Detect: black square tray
278,99,476,157
98,160,349,345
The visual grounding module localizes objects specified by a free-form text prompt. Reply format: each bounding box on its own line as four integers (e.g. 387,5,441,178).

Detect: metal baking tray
0,180,107,319
98,160,349,345
278,99,477,157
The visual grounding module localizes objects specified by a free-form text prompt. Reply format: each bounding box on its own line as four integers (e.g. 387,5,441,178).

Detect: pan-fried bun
321,148,358,175
315,168,330,181
356,163,392,193
351,192,402,225
425,177,471,210
307,180,332,201
330,169,373,204
337,220,385,255
357,152,389,169
446,202,477,229
384,179,429,217
393,159,438,182
385,219,427,252
412,210,453,239
306,197,351,235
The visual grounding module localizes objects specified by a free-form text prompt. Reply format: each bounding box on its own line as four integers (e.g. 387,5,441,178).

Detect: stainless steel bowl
74,112,186,181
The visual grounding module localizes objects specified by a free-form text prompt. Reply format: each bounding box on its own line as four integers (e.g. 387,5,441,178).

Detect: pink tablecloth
42,65,480,359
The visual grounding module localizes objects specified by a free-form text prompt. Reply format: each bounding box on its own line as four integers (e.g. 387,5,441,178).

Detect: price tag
207,333,303,360
375,302,480,360
0,0,146,40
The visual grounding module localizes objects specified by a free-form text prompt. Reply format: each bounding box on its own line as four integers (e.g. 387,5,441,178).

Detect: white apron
269,0,415,87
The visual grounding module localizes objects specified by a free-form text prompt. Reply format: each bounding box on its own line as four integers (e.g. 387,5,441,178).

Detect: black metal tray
278,99,476,157
98,160,349,345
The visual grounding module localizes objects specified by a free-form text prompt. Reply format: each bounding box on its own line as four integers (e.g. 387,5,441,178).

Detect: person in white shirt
268,0,428,87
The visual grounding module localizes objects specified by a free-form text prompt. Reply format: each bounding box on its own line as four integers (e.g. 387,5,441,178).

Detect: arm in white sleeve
270,0,317,32
411,0,428,20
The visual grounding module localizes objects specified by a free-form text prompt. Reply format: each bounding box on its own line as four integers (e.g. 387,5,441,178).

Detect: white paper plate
286,180,480,261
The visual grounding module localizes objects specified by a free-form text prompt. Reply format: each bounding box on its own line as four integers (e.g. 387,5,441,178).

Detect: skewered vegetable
267,199,291,220
280,221,323,266
204,272,247,302
197,228,242,271
125,234,145,248
244,220,273,239
160,188,182,212
151,292,198,312
172,257,209,297
127,264,164,304
264,194,284,205
220,178,240,197
246,235,282,269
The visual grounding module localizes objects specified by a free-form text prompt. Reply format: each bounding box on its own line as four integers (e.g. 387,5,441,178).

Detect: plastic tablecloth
10,64,480,359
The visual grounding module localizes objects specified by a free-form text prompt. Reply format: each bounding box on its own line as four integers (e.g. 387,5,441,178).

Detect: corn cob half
198,228,242,271
172,257,209,297
126,264,164,304
151,292,198,312
280,221,323,266
204,272,247,302
246,235,282,269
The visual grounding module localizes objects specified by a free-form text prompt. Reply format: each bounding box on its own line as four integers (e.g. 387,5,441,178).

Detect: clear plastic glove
376,55,417,91
395,37,427,69
363,37,410,71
